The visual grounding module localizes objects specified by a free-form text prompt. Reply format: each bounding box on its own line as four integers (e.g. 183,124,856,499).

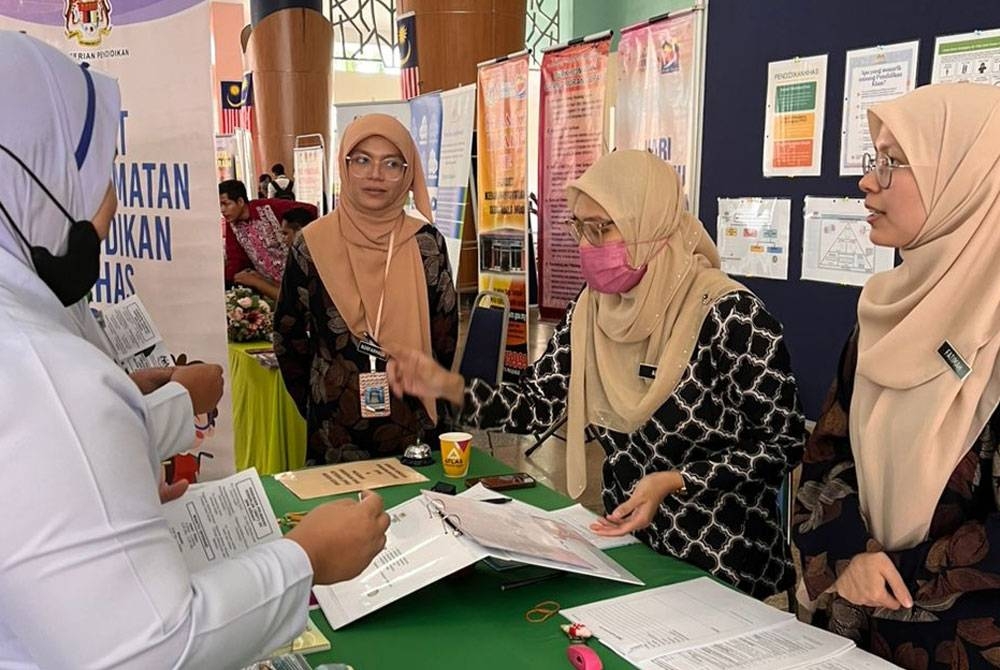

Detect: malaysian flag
397,11,420,100
220,80,242,134
238,72,255,132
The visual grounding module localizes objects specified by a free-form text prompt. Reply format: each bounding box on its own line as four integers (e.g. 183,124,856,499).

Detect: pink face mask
578,241,647,294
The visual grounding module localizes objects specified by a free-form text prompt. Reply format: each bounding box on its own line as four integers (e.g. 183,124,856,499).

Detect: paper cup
440,431,473,478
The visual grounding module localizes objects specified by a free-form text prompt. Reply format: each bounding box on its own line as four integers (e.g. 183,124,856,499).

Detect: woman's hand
387,347,465,406
590,471,685,536
129,367,174,395
834,552,913,610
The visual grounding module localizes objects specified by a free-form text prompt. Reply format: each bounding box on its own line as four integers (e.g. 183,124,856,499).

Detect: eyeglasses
862,151,912,189
345,154,408,182
565,218,615,246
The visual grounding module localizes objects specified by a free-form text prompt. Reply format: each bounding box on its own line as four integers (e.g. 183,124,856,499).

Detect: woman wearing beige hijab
274,114,458,463
793,84,1000,669
389,150,805,598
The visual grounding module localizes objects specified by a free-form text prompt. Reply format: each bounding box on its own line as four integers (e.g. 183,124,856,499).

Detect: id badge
359,371,391,418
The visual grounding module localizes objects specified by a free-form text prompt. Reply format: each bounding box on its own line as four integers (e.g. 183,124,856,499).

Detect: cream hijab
564,151,744,497
302,114,437,417
852,84,1000,551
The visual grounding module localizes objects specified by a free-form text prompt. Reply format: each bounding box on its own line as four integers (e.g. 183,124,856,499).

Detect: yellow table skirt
228,341,306,475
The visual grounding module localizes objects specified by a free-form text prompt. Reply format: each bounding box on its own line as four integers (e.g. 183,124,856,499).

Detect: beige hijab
564,150,744,498
303,114,436,417
852,84,1000,551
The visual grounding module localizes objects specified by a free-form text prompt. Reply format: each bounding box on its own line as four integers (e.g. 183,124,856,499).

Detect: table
264,450,710,670
229,341,307,475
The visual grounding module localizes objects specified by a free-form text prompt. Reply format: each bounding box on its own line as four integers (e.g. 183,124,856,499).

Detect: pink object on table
567,644,603,670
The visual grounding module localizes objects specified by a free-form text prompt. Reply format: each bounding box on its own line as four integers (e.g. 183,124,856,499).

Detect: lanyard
363,229,396,361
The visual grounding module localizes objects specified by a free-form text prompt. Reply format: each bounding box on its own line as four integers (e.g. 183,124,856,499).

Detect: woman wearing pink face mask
388,150,805,598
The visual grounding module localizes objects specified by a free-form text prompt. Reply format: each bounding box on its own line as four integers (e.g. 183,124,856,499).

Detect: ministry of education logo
64,0,112,47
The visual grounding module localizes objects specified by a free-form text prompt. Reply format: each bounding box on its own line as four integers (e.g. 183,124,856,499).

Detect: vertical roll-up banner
477,52,530,381
538,34,611,319
293,136,325,215
436,84,476,285
408,92,442,226
617,8,705,212
1,0,234,478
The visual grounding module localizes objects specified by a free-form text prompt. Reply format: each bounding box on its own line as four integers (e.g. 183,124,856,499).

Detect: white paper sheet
763,54,828,177
839,42,919,176
162,468,282,572
423,491,642,584
562,577,793,665
643,621,853,670
312,496,485,630
796,647,902,669
801,197,895,286
91,293,174,371
932,28,1000,85
717,198,791,280
458,485,639,550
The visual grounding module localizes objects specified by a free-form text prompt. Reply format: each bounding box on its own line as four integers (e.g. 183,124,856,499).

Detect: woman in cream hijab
793,84,1000,669
389,150,806,598
274,114,458,464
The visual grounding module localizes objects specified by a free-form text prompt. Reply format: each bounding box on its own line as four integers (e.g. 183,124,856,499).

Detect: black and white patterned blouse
461,291,806,599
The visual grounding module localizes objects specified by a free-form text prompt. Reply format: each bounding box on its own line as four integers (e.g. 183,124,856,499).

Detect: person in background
258,173,272,199
388,150,805,599
274,114,458,464
219,179,316,301
0,31,389,669
793,84,1000,670
280,206,317,249
268,162,295,200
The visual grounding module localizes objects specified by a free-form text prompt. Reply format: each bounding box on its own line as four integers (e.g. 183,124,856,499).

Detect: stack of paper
562,578,900,669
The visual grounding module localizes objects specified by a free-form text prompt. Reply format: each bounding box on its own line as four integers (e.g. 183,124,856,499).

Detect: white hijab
0,31,120,342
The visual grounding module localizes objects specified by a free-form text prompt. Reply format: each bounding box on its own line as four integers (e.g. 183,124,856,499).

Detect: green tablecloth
264,450,708,670
229,341,306,475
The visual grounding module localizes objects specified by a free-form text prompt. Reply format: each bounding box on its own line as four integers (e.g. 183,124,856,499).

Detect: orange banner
476,54,530,380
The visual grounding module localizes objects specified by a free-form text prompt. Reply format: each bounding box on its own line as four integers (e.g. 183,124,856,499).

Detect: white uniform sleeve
144,381,196,461
0,332,313,670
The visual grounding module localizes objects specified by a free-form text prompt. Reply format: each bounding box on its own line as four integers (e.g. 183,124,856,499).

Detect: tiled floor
458,301,794,611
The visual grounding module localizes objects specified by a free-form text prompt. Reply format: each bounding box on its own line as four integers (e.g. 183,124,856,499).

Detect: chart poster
436,84,476,284
717,197,791,280
617,11,697,193
538,37,610,319
840,41,919,176
477,53,530,380
1,0,234,477
763,54,828,177
801,196,895,287
293,144,325,215
932,28,1000,84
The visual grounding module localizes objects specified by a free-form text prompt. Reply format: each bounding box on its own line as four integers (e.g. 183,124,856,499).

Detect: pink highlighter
567,644,603,670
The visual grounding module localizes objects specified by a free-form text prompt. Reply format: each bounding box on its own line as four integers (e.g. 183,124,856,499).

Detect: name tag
938,341,972,380
357,338,387,362
638,364,658,380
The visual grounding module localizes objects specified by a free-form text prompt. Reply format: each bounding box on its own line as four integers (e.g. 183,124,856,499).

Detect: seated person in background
0,31,389,669
793,84,1000,669
257,173,272,199
388,150,805,599
219,179,316,300
268,162,295,200
280,206,317,249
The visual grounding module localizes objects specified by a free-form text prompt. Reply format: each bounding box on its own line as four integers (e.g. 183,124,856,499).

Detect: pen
481,497,512,504
500,571,564,591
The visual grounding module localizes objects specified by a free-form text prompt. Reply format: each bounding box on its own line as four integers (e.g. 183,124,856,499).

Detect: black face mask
0,144,104,307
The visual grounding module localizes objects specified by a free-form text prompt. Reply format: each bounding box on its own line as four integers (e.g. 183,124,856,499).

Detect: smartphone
465,472,537,491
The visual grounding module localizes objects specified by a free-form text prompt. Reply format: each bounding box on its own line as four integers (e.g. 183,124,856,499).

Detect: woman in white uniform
0,31,389,669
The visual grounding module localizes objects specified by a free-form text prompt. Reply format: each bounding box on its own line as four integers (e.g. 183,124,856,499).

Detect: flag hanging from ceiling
238,71,255,132
397,11,420,100
220,80,242,134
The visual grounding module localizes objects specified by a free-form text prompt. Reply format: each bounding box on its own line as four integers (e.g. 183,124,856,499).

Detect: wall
571,0,693,47
331,66,401,103
210,0,248,133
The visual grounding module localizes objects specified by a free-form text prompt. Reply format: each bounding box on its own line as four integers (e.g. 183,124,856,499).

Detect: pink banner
537,38,610,319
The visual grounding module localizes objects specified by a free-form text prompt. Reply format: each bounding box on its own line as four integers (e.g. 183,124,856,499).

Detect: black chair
454,290,510,385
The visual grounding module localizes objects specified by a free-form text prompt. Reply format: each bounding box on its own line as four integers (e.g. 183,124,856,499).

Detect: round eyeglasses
564,218,614,246
862,152,912,189
346,154,408,182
